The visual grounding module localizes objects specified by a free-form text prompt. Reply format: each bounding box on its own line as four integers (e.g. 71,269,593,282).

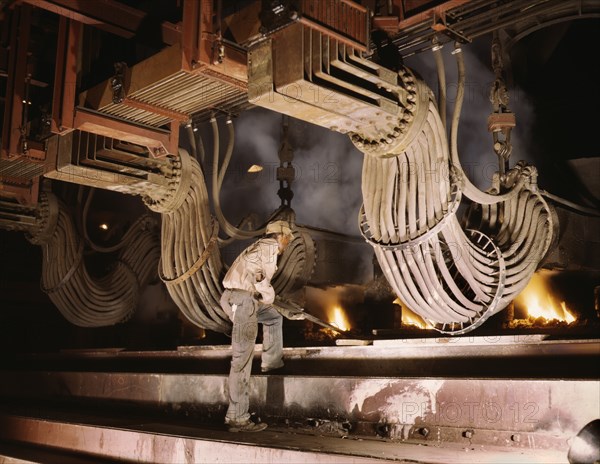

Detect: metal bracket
111,62,127,104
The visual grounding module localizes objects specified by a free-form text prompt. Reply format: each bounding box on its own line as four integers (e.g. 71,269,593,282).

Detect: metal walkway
0,336,598,463
0,406,570,464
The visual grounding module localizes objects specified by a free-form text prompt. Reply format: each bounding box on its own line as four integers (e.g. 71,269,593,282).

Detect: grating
99,71,250,128
0,158,44,181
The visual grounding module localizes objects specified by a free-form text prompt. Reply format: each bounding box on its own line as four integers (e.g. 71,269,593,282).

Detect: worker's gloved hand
273,296,307,320
286,308,306,320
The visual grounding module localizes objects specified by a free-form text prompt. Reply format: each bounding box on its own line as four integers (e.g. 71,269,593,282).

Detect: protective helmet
265,220,293,239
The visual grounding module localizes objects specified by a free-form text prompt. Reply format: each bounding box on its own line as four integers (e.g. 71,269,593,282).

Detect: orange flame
328,305,350,331
515,273,576,323
394,298,432,329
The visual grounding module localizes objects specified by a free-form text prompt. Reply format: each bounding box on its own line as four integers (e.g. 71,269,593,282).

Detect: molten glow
329,305,350,331
247,164,263,173
516,273,576,323
394,298,431,329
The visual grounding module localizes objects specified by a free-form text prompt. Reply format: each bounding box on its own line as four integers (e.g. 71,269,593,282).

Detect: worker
220,219,294,432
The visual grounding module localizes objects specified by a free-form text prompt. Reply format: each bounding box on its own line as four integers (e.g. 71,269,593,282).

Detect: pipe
432,40,446,131
540,189,600,216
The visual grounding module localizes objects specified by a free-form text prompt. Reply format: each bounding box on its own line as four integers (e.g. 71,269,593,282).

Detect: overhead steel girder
20,0,181,45
373,0,472,35
382,0,600,56
79,0,249,130
0,4,44,205
1,4,30,161
50,15,78,135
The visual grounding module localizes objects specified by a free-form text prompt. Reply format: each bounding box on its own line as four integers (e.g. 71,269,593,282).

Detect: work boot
227,419,268,433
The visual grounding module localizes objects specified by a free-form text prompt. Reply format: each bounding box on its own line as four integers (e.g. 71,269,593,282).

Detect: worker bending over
220,220,294,432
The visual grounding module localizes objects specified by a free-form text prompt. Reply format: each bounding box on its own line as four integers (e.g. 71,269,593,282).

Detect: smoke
208,38,537,236
215,109,282,226
218,108,364,235
406,36,536,190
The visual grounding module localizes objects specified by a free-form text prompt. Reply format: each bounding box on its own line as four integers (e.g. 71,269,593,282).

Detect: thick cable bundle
153,152,229,333
154,147,315,333
27,192,160,327
273,230,316,296
359,78,554,334
469,169,556,309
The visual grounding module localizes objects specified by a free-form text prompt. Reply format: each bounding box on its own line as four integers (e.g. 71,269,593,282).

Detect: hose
449,44,525,205
540,189,600,216
210,116,265,241
432,41,446,131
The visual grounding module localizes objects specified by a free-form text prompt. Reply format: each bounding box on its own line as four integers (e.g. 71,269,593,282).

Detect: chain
277,115,295,206
488,30,515,179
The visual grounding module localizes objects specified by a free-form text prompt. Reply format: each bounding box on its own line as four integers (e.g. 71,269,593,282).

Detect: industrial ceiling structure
0,1,599,461
1,0,598,334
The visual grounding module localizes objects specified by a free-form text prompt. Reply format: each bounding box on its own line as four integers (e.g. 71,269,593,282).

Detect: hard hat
265,220,293,239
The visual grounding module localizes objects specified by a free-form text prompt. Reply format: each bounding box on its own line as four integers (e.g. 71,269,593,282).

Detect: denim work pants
220,289,283,423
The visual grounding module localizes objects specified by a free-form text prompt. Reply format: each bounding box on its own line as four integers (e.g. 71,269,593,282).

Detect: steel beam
11,337,600,378
20,0,181,45
374,1,472,34
1,5,31,160
0,410,570,463
51,16,79,134
0,369,596,456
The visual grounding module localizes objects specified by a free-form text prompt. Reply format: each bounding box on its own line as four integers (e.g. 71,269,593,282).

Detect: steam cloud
217,110,363,235
405,35,536,190
213,38,535,238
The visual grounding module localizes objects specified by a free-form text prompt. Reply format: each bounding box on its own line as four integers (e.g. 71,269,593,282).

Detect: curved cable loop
272,229,316,296
82,187,155,253
210,116,265,241
27,193,160,327
356,54,556,334
159,219,219,287
359,178,462,251
450,43,524,205
158,149,315,332
40,239,84,294
428,229,506,335
158,151,229,332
